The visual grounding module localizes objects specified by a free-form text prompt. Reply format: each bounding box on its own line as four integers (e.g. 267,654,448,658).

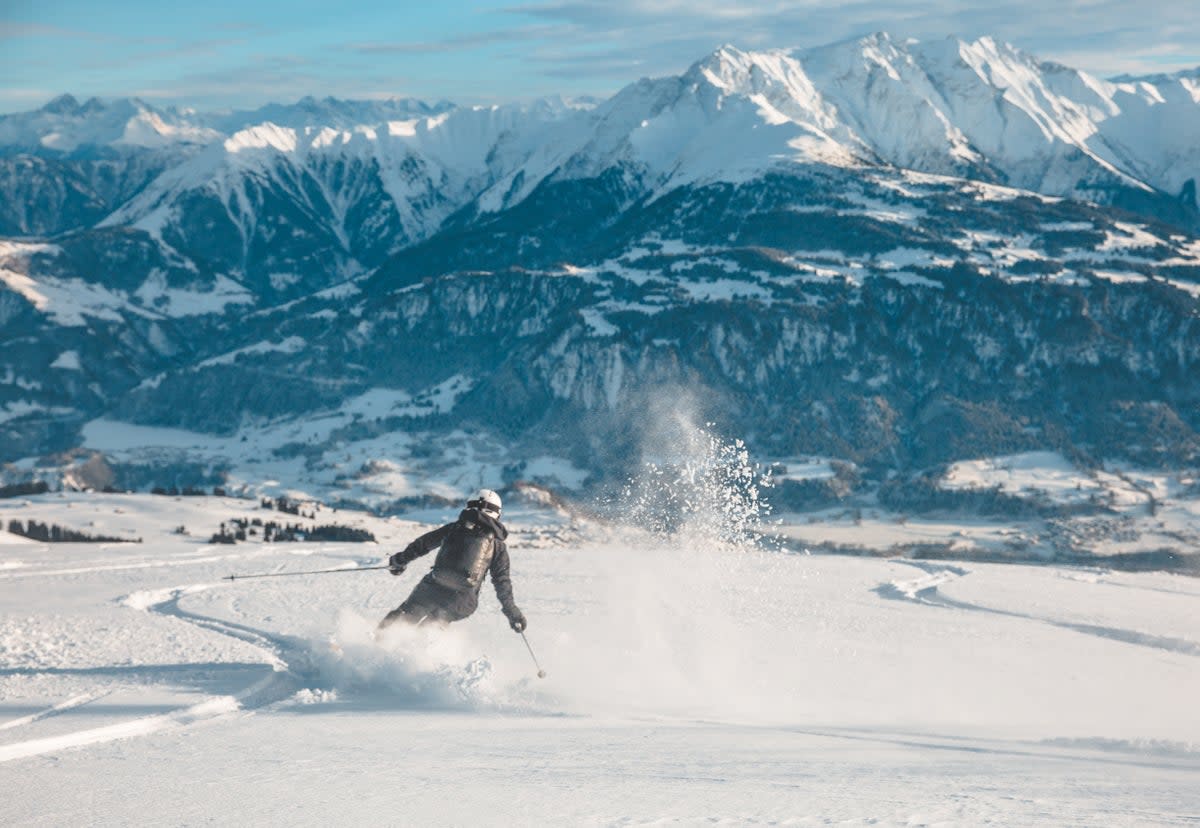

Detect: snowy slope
0,492,1197,825
601,35,1199,199
480,34,1200,205
101,99,584,258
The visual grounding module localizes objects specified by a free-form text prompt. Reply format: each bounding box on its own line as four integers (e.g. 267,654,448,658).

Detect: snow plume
300,610,535,712
617,401,773,551
529,403,793,720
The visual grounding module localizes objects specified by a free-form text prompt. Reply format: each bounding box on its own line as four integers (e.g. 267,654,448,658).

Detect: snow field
0,492,1198,824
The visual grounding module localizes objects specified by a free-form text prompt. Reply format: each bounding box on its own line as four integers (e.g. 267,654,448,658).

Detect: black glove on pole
506,607,526,632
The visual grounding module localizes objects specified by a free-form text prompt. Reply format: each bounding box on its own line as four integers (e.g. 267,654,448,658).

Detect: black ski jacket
394,508,517,614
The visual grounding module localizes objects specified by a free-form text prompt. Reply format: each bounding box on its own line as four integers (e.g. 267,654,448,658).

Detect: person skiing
378,488,526,632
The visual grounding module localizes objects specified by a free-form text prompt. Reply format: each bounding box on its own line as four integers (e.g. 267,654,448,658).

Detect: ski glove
387,553,407,576
505,607,527,633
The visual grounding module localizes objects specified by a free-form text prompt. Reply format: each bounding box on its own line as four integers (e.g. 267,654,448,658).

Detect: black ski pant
378,574,479,629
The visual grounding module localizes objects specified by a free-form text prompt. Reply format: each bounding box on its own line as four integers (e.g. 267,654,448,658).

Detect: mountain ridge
5,33,1196,244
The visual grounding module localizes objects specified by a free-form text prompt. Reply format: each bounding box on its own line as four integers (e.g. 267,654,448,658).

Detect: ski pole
519,630,547,679
223,565,391,581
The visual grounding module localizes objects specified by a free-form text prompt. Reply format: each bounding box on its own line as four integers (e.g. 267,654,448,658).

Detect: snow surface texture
1,460,1199,823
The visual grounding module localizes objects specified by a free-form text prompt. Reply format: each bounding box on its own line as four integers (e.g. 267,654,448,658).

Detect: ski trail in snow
125,583,507,716
121,584,506,712
123,583,305,680
0,693,244,763
0,583,309,763
872,561,968,605
875,561,1200,657
773,724,1200,771
1058,570,1200,599
0,691,111,732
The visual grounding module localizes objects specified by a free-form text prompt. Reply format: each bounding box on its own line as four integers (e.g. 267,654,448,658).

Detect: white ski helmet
468,488,502,517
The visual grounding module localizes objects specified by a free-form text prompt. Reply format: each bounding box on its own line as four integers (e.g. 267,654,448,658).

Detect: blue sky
2,0,1198,113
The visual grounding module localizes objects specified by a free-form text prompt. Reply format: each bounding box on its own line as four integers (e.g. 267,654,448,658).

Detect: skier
378,488,526,633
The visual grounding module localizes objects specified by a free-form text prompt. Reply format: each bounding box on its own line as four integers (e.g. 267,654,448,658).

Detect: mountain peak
690,43,754,73
685,42,802,95
41,93,81,114
34,94,159,119
806,30,909,57
80,96,109,115
711,43,748,61
958,34,1033,63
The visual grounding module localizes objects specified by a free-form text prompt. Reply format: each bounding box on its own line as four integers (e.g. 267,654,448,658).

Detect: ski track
875,561,1200,658
1,541,520,765
124,583,317,701
0,693,246,764
780,725,1200,771
1062,571,1200,599
0,690,111,732
0,582,308,764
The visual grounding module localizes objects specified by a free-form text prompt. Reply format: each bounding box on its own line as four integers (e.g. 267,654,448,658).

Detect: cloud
122,54,430,111
0,21,104,40
348,26,553,56
80,36,251,71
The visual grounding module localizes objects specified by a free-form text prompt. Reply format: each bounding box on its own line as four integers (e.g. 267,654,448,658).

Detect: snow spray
618,418,773,551
536,412,792,720
309,610,514,710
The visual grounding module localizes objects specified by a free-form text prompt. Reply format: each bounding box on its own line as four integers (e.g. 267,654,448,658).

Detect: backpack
430,515,496,592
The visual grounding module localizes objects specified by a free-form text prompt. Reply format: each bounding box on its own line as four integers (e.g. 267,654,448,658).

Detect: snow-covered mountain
5,35,1198,246
530,34,1199,217
2,33,1200,498
0,93,461,153
95,98,587,295
0,94,218,153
